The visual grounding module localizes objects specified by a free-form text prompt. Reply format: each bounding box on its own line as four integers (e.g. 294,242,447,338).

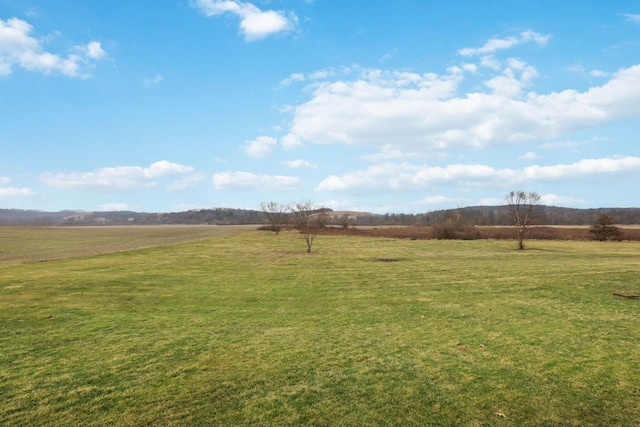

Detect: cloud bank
41,161,195,191
315,157,640,192
281,62,640,155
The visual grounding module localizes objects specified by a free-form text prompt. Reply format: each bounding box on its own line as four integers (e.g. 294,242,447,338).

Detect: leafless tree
261,201,289,235
505,191,541,250
290,200,329,253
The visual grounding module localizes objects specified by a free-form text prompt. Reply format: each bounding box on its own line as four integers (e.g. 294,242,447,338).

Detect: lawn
1,229,639,426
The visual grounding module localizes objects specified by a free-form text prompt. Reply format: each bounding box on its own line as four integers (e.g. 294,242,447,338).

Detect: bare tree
261,201,289,235
290,200,329,253
505,191,541,250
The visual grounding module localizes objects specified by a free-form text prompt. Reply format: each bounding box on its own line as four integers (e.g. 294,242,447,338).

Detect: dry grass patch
0,225,255,266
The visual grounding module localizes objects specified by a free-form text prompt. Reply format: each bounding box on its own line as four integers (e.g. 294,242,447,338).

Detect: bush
589,214,624,241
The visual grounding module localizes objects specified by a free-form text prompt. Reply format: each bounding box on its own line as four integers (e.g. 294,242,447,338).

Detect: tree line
2,203,640,228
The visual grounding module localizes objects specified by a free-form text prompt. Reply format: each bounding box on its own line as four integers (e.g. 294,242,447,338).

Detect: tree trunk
517,228,525,250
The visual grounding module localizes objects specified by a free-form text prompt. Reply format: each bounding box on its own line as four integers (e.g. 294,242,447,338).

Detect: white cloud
193,0,297,41
282,61,640,154
283,159,315,169
83,41,106,60
41,161,195,191
484,61,539,98
0,176,11,184
458,30,550,56
212,171,303,191
522,157,640,180
280,72,305,86
315,157,640,192
0,17,106,77
242,136,277,158
280,133,304,149
0,187,36,198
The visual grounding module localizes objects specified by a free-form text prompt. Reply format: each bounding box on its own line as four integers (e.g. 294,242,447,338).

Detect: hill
1,205,640,227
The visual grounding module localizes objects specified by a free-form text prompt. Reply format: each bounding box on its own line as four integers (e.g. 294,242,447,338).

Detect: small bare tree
505,191,540,250
290,200,329,253
261,201,289,235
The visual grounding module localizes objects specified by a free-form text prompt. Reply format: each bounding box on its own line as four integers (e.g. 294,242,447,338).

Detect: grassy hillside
1,230,639,425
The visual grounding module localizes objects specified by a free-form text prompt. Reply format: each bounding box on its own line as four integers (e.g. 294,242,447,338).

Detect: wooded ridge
2,205,640,226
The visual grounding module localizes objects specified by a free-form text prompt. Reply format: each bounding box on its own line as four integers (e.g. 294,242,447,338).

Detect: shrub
589,214,623,241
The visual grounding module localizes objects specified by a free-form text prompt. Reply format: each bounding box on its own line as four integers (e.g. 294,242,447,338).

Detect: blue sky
1,0,640,213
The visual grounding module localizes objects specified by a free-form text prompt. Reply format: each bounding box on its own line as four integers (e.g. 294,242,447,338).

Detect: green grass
1,230,639,426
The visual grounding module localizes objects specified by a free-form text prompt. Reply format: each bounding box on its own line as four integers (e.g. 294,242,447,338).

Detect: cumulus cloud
282,61,640,154
41,161,195,191
280,133,304,149
212,171,303,191
192,0,297,41
0,17,106,77
83,41,107,60
0,187,37,198
0,176,37,200
242,136,277,158
315,157,640,192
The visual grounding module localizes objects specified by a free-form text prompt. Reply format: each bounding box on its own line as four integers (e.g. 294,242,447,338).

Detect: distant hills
1,206,640,226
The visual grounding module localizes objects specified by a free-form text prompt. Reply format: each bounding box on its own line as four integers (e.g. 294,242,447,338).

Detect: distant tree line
2,206,640,227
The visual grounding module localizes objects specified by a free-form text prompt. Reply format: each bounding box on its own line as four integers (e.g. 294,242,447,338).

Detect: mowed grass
1,230,639,426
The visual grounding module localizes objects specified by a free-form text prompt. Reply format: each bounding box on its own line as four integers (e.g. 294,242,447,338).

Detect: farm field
1,228,639,426
0,225,256,266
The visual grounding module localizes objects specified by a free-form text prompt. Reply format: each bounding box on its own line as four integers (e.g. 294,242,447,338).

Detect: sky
1,1,640,214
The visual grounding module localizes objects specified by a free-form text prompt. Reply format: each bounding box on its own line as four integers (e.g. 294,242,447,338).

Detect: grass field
1,228,639,426
0,225,255,266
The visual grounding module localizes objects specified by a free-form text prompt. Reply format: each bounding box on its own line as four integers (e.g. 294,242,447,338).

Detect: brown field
321,224,640,241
